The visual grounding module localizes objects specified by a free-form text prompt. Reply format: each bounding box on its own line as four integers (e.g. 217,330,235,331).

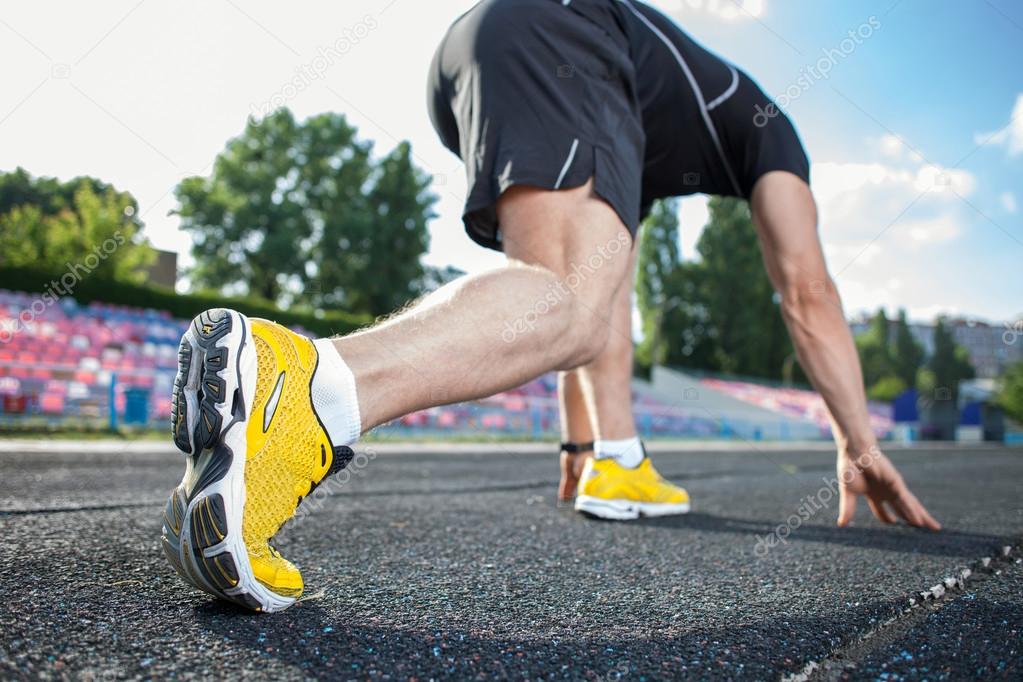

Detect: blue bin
124,388,150,425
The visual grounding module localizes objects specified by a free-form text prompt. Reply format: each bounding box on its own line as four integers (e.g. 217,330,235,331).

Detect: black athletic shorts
428,0,810,251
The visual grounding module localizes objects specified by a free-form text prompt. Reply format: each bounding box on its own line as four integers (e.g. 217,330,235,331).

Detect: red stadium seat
3,395,28,414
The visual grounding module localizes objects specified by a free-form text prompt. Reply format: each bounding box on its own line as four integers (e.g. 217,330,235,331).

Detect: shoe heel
161,487,192,582
186,494,245,595
183,492,279,613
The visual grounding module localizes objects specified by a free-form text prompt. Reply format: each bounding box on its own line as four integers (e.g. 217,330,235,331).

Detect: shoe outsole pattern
162,308,295,613
171,309,234,456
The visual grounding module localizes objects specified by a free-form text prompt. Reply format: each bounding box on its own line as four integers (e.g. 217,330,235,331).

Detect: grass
0,420,548,443
0,424,167,440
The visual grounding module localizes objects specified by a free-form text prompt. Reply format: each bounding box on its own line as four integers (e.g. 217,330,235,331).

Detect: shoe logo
263,371,286,432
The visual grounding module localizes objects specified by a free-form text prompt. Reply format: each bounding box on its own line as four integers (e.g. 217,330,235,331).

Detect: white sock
311,339,362,446
594,436,644,469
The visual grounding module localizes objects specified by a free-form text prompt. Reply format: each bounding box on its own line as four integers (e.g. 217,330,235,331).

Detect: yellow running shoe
574,451,690,520
162,308,354,612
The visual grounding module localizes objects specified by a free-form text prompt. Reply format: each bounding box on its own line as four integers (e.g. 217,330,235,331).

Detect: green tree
695,197,790,379
0,169,153,282
853,308,926,402
637,199,681,370
0,167,141,223
892,308,925,387
867,375,907,402
315,141,435,315
636,199,713,373
636,197,792,379
995,361,1023,423
176,109,437,316
925,317,975,403
419,264,466,292
856,308,894,389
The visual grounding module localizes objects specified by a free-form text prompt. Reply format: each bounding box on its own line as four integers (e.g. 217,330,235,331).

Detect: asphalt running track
1,442,1020,680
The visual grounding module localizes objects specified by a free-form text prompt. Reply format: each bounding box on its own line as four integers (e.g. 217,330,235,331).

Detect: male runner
161,0,938,613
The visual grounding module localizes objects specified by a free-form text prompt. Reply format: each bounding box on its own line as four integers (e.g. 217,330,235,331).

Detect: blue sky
1,0,1020,324
665,1,1023,324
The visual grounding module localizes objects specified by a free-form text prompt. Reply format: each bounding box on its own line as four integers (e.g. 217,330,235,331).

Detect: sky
1,0,1021,325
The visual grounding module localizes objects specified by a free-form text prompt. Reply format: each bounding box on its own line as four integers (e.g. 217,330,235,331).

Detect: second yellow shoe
574,450,691,520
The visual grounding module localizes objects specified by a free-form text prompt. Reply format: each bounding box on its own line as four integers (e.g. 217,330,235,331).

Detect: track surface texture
1,444,1020,680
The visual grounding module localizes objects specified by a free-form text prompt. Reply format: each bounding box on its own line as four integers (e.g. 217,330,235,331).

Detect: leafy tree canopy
0,167,153,283
176,109,437,317
995,361,1023,423
925,317,975,404
636,197,791,380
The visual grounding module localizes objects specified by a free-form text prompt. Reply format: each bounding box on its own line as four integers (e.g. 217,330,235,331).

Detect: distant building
849,315,1023,379
145,249,178,289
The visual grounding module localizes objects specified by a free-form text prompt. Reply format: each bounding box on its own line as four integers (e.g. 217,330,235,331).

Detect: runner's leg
333,180,634,432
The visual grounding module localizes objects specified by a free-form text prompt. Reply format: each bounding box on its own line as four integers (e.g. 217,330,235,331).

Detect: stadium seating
0,288,853,441
0,289,184,425
699,376,894,437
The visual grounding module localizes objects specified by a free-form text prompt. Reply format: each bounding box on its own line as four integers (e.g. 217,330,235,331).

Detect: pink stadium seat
152,397,171,418
482,414,507,428
44,380,68,395
40,393,65,414
74,370,96,385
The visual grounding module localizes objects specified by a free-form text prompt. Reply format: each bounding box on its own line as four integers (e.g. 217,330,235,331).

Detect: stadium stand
0,289,849,441
0,290,183,426
644,367,830,441
697,375,894,438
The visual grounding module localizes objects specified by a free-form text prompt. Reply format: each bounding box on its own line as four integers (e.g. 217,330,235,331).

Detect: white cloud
1001,191,1018,214
811,153,983,318
912,165,975,196
678,195,710,259
912,303,966,321
878,134,904,159
902,215,962,245
824,242,882,267
811,159,974,213
875,134,924,163
669,150,979,290
974,93,1023,156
